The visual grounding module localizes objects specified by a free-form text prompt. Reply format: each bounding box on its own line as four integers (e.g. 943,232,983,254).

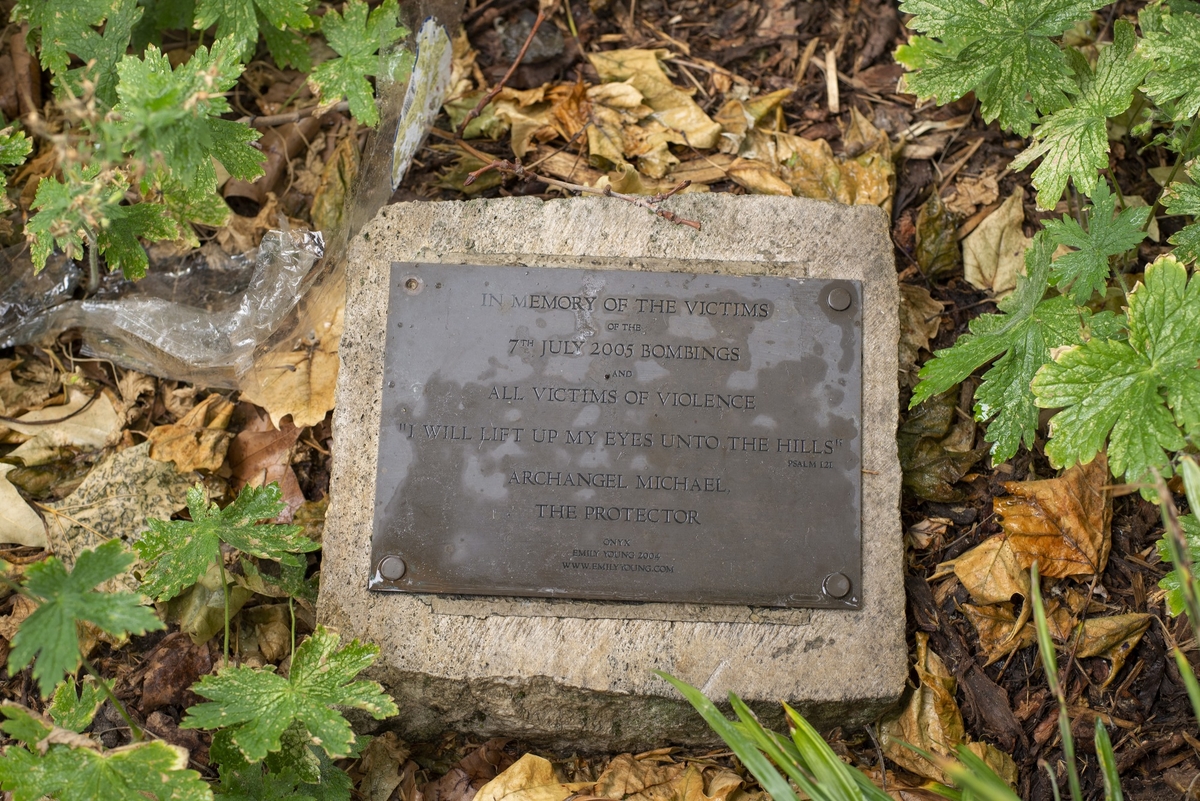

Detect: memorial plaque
370,263,862,608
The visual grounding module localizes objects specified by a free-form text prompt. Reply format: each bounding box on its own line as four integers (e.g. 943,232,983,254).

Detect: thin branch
236,101,349,129
465,158,701,230
457,7,547,136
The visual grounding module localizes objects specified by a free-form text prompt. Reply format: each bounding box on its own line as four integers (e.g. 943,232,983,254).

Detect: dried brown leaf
0,464,46,547
241,305,342,428
961,602,1035,666
227,404,304,522
945,173,1000,217
147,394,235,473
997,454,1112,578
952,536,1030,605
594,754,685,799
41,442,193,573
898,284,944,388
311,135,359,234
588,50,722,150
475,754,591,801
6,387,123,466
881,633,965,783
915,193,960,281
1068,613,1151,685
963,188,1029,297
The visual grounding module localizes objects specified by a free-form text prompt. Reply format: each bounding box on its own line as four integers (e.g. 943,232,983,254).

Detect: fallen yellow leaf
952,535,1030,605
997,454,1112,578
241,305,344,429
475,754,592,801
147,393,235,472
963,188,1030,297
881,633,965,783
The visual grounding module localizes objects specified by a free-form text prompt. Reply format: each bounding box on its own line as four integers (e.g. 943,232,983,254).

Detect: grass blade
1094,717,1123,801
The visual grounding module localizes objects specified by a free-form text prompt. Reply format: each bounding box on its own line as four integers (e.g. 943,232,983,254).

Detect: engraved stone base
320,194,905,749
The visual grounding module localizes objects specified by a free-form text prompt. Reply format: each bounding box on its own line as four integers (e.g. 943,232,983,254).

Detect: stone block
319,193,904,749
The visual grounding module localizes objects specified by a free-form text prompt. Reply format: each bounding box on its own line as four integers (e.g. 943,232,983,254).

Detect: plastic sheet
4,0,463,390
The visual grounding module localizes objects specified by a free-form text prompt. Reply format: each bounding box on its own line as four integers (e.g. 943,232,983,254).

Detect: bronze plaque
370,263,862,608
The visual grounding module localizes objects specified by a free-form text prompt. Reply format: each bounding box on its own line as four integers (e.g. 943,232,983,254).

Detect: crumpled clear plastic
2,0,463,390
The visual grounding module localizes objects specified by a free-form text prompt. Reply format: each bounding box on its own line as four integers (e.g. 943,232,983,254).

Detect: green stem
564,0,578,39
217,553,230,667
1145,118,1199,233
85,230,99,296
80,656,142,742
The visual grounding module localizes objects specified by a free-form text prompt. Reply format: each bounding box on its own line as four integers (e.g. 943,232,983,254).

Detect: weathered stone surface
320,193,904,749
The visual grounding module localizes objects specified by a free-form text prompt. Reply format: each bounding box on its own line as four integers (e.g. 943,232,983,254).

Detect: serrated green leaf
0,127,32,214
11,0,112,76
894,33,970,71
0,127,32,166
0,705,53,746
136,483,315,603
193,0,310,62
1012,21,1147,208
0,706,212,801
115,38,263,195
1034,256,1200,492
214,724,351,801
1043,180,1150,303
1157,514,1200,615
260,12,311,71
308,0,408,127
1164,163,1200,263
1140,9,1200,121
132,0,197,51
912,233,1097,461
25,165,123,270
898,0,1108,136
182,625,397,763
48,676,107,733
8,540,162,697
100,201,181,280
60,0,142,106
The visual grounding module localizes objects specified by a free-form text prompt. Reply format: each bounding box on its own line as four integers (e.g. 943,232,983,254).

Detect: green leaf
898,0,1108,136
11,0,112,76
1163,163,1200,264
132,0,197,51
115,38,264,196
1012,21,1148,208
1157,514,1200,615
1042,180,1150,303
99,201,181,280
912,233,1098,461
8,540,163,698
0,127,32,214
48,676,107,733
213,725,351,801
60,0,142,106
136,483,316,603
182,625,397,763
1033,255,1200,491
25,164,179,275
260,12,311,71
0,705,212,801
1140,9,1200,121
193,0,309,63
308,0,408,127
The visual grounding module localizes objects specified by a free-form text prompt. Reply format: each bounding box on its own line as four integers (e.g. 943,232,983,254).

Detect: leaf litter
0,0,1193,794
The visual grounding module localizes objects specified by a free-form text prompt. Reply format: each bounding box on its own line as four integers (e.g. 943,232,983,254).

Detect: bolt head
378,555,407,580
823,572,851,598
827,287,852,311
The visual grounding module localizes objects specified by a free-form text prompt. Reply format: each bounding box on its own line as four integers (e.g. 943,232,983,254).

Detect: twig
0,390,100,426
236,101,349,129
465,158,701,229
457,7,548,136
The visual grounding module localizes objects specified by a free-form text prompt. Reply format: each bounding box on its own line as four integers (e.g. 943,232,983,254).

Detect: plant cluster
0,483,395,800
899,1,1200,504
1,0,410,286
